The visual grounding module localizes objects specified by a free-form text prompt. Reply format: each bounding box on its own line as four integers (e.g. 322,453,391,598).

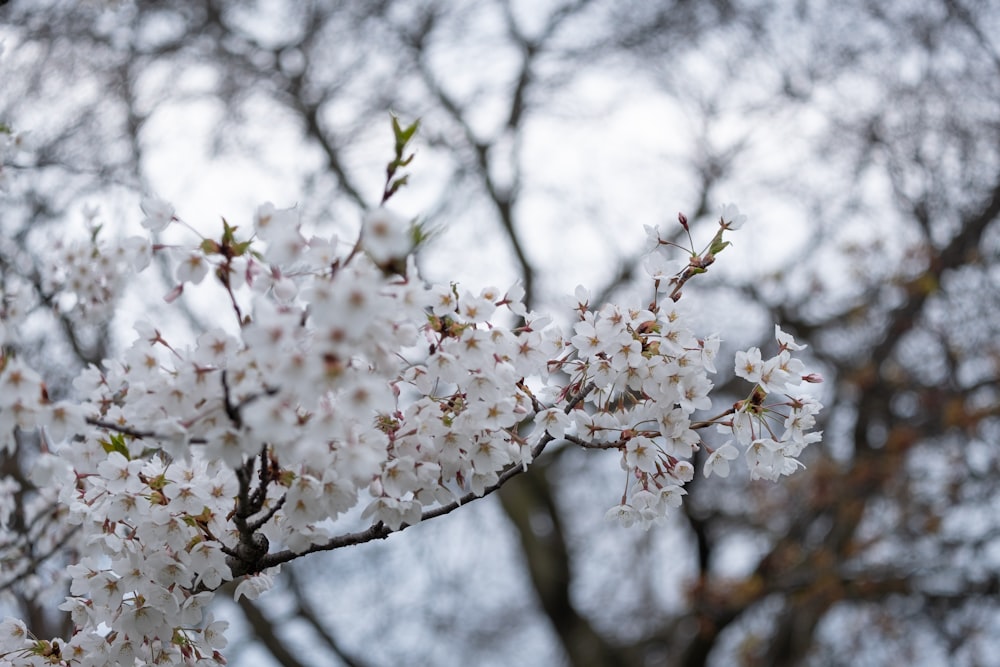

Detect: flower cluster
0,123,26,192
575,210,822,529
41,206,152,325
0,197,823,664
715,326,824,481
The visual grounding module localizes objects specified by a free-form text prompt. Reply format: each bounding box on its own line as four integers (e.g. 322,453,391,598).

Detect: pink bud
677,212,689,230
802,373,824,383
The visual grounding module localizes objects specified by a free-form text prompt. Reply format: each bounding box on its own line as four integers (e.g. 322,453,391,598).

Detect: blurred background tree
1,0,998,665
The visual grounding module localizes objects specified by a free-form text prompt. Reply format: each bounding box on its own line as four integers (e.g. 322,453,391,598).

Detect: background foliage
2,1,999,665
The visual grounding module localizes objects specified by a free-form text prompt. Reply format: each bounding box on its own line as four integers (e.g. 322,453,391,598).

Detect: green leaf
100,433,131,459
708,228,731,256
233,240,254,257
389,153,415,170
390,114,420,156
399,119,419,144
709,239,731,255
386,175,410,197
221,217,240,244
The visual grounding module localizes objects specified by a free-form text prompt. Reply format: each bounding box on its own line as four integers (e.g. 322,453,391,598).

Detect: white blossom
140,197,175,232
0,196,823,664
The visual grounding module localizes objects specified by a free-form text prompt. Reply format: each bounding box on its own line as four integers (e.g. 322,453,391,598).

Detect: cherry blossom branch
562,434,620,450
255,382,597,570
689,407,738,429
227,450,274,577
217,256,246,326
0,111,827,664
85,417,195,443
84,373,279,444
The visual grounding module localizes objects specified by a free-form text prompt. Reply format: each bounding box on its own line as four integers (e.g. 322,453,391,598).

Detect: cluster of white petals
0,126,26,192
0,200,822,664
42,211,153,325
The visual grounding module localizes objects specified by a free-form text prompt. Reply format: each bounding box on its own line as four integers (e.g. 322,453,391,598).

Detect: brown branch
236,596,311,667
0,523,80,595
498,457,632,667
286,566,372,667
871,174,1000,366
